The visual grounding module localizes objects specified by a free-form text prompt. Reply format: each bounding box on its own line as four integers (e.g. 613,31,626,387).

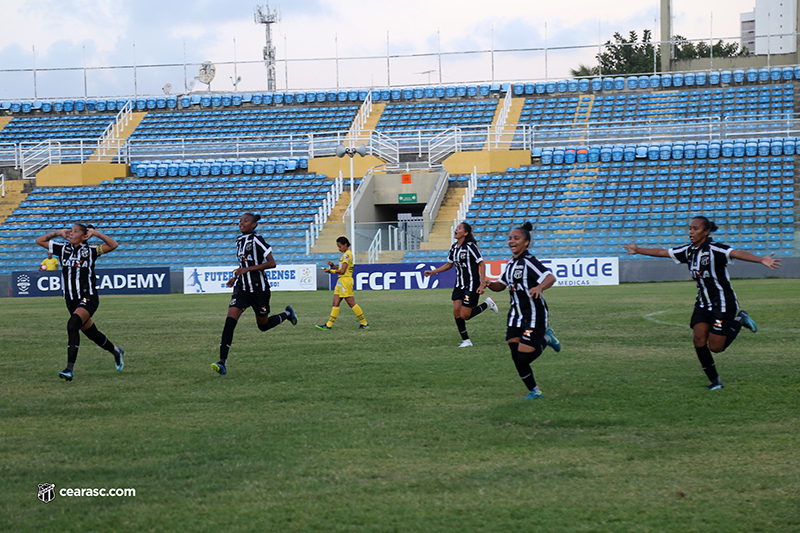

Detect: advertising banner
329,262,455,291
328,257,618,291
184,264,317,294
12,268,171,297
483,257,619,286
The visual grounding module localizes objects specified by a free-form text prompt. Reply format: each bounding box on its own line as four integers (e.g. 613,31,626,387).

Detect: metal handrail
367,229,382,264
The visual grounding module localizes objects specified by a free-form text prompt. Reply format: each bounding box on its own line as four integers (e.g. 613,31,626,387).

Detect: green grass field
1,279,798,532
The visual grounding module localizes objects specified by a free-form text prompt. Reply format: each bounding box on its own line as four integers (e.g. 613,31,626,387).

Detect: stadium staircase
309,191,351,254
0,180,27,225
0,116,12,132
418,188,462,251
489,97,525,148
91,111,147,161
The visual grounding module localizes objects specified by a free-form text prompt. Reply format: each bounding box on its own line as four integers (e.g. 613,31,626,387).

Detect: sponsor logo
38,483,56,504
230,298,237,306
16,274,31,295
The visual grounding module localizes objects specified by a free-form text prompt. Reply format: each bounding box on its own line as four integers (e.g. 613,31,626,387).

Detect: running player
35,224,124,381
212,213,297,375
483,222,561,399
316,236,369,330
424,221,498,347
623,215,780,390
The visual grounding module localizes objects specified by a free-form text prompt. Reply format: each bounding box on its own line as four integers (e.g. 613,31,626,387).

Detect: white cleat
459,339,474,348
485,296,499,315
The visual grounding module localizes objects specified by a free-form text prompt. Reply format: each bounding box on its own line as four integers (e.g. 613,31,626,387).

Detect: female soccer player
213,213,297,375
424,222,498,347
316,236,369,330
483,222,561,399
35,224,124,381
623,216,780,390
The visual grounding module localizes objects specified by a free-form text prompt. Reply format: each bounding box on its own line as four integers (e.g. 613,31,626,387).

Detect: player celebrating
424,221,498,347
213,213,297,375
483,222,561,399
35,224,124,381
316,236,369,330
623,216,780,390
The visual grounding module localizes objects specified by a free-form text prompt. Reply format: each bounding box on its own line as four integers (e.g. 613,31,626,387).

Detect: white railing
452,167,479,238
0,143,18,168
21,141,59,178
306,173,343,253
368,130,400,163
1,173,5,198
349,91,373,144
95,100,133,161
493,88,513,148
422,168,450,240
367,229,382,264
429,127,458,164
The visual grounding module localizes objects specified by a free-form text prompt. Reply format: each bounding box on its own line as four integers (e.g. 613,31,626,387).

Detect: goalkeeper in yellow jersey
316,236,369,330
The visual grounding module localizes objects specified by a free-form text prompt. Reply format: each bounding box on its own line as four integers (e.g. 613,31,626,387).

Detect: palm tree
570,64,599,77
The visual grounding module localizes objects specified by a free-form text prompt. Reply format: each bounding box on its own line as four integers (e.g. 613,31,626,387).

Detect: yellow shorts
335,277,354,298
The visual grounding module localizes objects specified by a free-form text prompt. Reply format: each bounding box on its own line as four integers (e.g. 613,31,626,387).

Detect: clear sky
0,0,758,100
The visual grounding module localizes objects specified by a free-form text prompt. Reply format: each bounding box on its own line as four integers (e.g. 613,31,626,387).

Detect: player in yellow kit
316,236,369,330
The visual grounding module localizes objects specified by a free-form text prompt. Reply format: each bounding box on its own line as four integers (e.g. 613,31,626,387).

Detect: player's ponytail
460,221,476,243
336,236,351,248
243,213,261,225
694,216,718,233
515,221,533,244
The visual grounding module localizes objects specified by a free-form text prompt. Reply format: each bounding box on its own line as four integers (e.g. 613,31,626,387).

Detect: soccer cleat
315,324,331,330
114,347,124,372
285,305,298,325
738,310,757,333
524,389,543,400
459,339,473,348
485,296,499,315
58,369,73,381
211,362,227,375
545,328,561,353
358,324,370,330
708,379,724,391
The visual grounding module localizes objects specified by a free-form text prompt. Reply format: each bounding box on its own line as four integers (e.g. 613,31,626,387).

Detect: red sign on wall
401,173,412,184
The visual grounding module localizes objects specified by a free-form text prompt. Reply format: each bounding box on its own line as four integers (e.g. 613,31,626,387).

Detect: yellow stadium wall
442,150,532,175
308,155,386,179
36,163,128,187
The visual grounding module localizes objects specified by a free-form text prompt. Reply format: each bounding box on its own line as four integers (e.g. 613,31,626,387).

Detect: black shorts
66,295,99,316
451,286,481,308
690,306,737,335
230,286,271,317
505,325,546,348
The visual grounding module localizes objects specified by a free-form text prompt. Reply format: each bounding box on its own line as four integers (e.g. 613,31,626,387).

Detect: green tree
570,64,600,77
570,30,749,77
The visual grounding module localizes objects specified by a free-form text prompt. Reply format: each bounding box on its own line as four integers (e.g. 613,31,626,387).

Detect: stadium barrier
183,264,317,294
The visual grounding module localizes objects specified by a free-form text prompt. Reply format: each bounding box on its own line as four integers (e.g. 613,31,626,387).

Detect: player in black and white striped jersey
424,222,498,347
483,222,562,400
624,216,781,390
212,213,297,376
35,224,124,381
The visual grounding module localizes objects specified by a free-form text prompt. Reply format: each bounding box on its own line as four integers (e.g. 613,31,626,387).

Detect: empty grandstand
0,65,797,277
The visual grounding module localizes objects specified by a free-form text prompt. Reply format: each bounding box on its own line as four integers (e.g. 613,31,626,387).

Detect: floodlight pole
349,154,355,253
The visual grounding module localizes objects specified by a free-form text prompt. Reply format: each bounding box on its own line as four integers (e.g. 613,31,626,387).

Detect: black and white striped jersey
49,240,101,300
498,251,553,328
235,232,273,293
447,240,484,291
669,238,738,313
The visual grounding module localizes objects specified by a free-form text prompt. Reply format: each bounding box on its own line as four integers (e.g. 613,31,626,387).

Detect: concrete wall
372,171,439,205
36,163,129,187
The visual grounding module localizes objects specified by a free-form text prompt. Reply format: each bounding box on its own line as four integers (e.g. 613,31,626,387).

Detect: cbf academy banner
328,257,618,291
183,264,317,294
12,267,171,297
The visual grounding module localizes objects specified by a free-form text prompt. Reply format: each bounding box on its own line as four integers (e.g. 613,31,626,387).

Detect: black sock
469,303,487,318
695,345,719,383
510,342,537,391
258,311,287,332
455,317,469,340
82,324,117,354
66,315,82,371
220,317,238,363
724,319,743,350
